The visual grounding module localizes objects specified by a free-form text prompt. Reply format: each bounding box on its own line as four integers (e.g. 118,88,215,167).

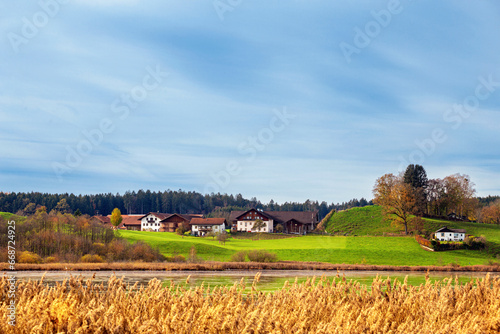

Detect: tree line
0,190,372,220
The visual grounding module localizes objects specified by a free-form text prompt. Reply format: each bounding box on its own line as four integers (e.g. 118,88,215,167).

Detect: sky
1,0,499,204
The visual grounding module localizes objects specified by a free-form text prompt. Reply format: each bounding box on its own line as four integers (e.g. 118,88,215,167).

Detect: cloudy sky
1,1,499,204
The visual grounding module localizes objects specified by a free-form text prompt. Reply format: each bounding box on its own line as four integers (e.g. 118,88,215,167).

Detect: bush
230,251,247,262
247,250,278,263
44,256,58,263
166,254,186,263
18,251,42,264
80,254,104,263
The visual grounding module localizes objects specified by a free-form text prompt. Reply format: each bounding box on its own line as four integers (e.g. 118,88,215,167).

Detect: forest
0,190,372,220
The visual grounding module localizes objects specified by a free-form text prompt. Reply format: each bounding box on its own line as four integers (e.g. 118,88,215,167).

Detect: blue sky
1,0,499,203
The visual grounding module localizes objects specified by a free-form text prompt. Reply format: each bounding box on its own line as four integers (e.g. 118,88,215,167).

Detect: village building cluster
93,209,319,236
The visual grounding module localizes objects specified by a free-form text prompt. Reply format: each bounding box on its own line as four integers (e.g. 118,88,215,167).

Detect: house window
441,233,444,237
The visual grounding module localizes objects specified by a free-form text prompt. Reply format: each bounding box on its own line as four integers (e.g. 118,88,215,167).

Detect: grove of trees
373,165,487,234
0,208,164,263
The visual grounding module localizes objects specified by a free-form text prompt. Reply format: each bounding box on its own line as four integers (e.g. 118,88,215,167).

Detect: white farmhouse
229,209,319,234
190,218,226,236
435,226,466,241
140,212,171,232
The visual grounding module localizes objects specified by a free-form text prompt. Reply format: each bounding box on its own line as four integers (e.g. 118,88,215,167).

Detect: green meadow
119,231,498,267
120,205,500,266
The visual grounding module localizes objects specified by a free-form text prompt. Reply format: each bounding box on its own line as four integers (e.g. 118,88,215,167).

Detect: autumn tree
217,230,228,245
251,219,267,232
442,174,477,218
110,208,123,229
480,199,500,224
373,173,416,235
54,198,71,214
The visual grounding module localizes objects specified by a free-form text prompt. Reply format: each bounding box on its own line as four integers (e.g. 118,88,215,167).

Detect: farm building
229,209,318,234
138,212,203,232
190,218,226,236
92,214,143,230
435,226,466,241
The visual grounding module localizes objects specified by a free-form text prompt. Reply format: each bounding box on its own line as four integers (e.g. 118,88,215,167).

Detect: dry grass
2,273,500,333
2,261,500,272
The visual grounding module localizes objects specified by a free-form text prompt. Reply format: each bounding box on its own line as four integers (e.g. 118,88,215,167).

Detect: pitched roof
121,215,143,227
190,218,227,226
436,226,466,233
264,211,318,225
137,212,204,222
93,215,110,224
229,211,246,222
137,212,173,220
229,210,318,225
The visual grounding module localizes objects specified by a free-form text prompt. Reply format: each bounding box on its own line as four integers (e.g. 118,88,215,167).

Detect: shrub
44,256,58,263
92,242,107,256
80,254,104,263
167,254,186,263
18,251,42,264
230,251,247,262
247,250,277,263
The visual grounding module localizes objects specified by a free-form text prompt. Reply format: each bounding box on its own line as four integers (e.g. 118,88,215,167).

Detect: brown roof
137,212,173,221
190,218,227,226
138,212,204,222
121,215,143,227
93,216,111,224
229,211,246,222
265,211,318,225
230,210,318,225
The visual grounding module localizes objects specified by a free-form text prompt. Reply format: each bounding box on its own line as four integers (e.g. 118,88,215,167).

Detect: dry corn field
1,273,500,333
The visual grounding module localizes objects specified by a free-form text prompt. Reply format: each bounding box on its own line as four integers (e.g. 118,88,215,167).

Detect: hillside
323,206,401,236
0,212,24,221
322,205,500,253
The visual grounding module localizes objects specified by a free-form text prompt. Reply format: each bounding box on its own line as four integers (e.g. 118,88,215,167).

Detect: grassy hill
322,206,401,236
323,205,500,243
0,212,25,221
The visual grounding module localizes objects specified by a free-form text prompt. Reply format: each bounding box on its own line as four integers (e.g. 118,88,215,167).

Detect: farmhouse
435,226,466,241
190,218,226,236
138,212,203,232
229,209,318,234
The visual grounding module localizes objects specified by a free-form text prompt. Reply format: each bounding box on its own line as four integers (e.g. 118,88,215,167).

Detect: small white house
190,218,226,236
435,227,466,241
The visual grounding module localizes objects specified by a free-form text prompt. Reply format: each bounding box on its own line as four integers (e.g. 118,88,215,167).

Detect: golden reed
1,273,500,333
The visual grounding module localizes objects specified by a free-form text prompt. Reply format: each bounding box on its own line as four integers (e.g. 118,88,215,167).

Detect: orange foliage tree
373,173,416,235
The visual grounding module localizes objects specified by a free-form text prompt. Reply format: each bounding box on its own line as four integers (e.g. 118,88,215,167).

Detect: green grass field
119,230,498,266
120,205,500,266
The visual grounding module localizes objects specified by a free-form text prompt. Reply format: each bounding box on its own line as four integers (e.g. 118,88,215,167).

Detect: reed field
2,273,500,333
